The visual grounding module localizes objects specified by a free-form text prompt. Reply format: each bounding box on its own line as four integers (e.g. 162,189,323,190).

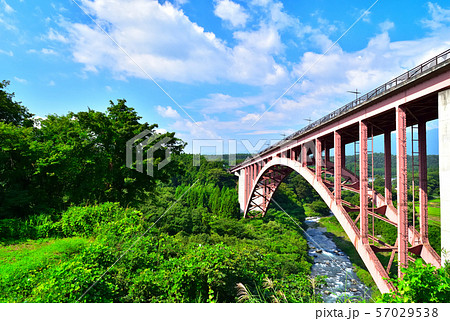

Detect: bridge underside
232,80,450,293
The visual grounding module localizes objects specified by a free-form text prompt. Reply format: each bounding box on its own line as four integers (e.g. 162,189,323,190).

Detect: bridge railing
255,49,450,158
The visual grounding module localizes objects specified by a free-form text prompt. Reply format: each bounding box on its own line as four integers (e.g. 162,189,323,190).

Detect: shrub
28,244,118,303
378,259,450,303
60,202,142,237
0,213,59,242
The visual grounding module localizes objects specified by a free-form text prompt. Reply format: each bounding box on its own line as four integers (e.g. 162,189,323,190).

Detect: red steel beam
334,131,342,205
316,139,322,181
360,120,369,244
244,167,249,213
252,164,255,190
248,165,252,196
302,144,307,167
396,106,409,276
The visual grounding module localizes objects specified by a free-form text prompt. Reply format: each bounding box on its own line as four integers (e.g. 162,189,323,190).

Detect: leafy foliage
0,99,184,218
0,80,33,126
378,259,450,303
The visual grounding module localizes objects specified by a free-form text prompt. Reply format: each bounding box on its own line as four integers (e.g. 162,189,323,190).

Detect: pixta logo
126,130,172,177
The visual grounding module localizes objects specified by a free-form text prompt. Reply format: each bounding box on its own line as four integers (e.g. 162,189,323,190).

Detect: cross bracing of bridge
230,49,450,293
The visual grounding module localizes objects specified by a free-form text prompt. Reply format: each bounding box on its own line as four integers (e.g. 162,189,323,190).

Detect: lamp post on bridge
347,89,361,100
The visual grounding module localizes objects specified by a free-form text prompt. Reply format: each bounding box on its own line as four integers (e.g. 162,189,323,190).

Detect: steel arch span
231,50,450,294
244,157,398,292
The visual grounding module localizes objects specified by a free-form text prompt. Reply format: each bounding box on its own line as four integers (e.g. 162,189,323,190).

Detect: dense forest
1,80,449,303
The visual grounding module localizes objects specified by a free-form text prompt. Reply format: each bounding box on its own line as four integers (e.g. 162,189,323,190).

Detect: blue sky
1,0,449,154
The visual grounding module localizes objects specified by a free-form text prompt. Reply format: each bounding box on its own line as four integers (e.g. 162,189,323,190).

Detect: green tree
1,98,185,217
309,200,330,216
0,80,33,126
0,123,35,217
290,174,319,203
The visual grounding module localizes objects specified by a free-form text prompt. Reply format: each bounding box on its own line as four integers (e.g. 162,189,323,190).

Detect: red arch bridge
230,49,450,293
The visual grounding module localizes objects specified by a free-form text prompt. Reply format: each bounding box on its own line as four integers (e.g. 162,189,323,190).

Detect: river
305,216,372,303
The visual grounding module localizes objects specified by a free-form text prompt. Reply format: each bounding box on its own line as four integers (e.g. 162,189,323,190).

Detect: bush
28,243,118,303
0,213,59,242
378,259,450,303
60,202,143,237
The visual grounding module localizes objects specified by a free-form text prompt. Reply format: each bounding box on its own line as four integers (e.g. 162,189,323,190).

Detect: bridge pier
334,131,342,205
439,89,450,263
236,168,246,212
316,139,322,181
360,120,369,244
397,106,409,276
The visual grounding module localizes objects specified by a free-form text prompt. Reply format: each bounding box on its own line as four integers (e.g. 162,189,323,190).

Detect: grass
429,197,440,204
414,198,440,226
0,237,89,280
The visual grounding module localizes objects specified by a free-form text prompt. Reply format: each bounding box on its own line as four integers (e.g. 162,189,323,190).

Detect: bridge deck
231,49,450,171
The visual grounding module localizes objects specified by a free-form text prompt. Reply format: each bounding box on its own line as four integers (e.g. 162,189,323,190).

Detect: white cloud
33,116,47,129
194,93,266,114
48,80,56,86
0,48,13,56
41,48,57,55
214,0,249,28
54,0,450,146
1,0,14,14
229,25,287,85
258,27,450,130
0,16,16,31
154,128,168,134
422,2,450,30
173,0,189,7
361,9,371,23
251,0,298,31
157,105,181,119
13,76,27,84
47,28,68,43
61,0,287,86
379,20,394,33
50,2,68,12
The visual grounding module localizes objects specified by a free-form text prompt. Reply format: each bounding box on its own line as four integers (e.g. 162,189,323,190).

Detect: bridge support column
397,106,408,276
439,89,450,262
237,168,246,213
360,121,369,244
245,167,250,213
251,164,254,191
418,121,429,244
384,131,392,204
334,131,342,205
316,139,322,181
302,144,307,167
